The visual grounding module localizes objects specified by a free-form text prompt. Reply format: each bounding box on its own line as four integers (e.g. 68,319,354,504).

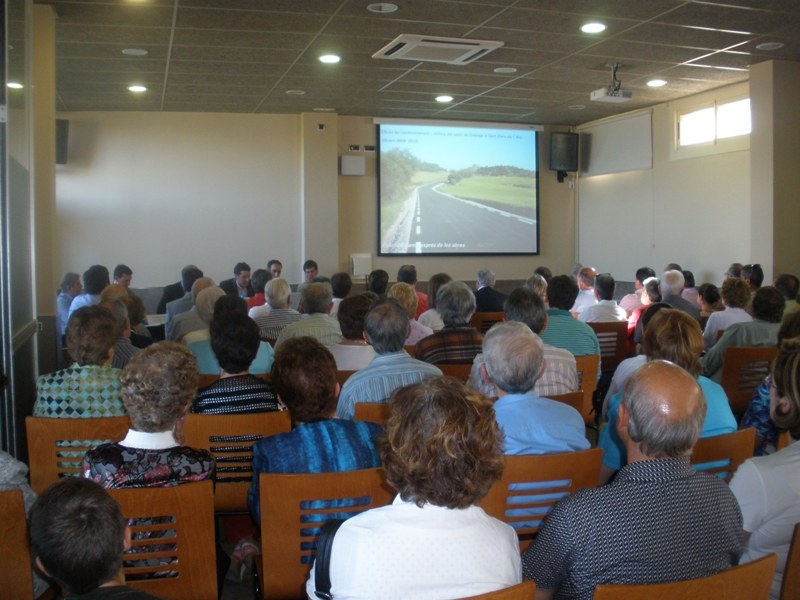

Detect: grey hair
477,268,497,288
195,286,225,324
483,321,544,394
436,281,476,326
265,277,291,309
622,360,706,458
301,282,333,314
364,300,409,354
660,270,685,297
524,273,548,300
60,272,80,293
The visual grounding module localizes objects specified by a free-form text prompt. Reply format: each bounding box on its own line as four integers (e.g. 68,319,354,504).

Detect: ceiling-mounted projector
590,86,633,103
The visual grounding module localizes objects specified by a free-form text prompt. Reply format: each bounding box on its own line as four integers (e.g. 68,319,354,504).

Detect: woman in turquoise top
599,309,737,483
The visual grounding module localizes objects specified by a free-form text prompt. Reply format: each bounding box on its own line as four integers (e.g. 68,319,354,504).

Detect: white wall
576,83,751,284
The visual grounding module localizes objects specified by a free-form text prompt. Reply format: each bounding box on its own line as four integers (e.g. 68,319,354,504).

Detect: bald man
521,361,743,600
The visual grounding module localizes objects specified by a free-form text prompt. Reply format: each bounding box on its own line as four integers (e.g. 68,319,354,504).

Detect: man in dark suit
220,261,254,298
474,268,507,313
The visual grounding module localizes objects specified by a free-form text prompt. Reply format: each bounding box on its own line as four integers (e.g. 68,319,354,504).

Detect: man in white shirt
570,267,598,315
579,274,627,323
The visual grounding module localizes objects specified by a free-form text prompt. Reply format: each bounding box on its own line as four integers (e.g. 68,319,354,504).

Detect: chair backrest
256,467,395,599
197,373,220,388
108,481,217,600
691,428,756,483
0,489,36,598
183,411,291,512
587,321,628,374
548,391,585,415
720,346,778,415
479,448,603,551
336,370,357,387
470,311,505,334
593,553,777,600
353,402,391,424
574,354,600,425
457,580,537,599
438,363,474,382
781,522,800,600
26,415,131,495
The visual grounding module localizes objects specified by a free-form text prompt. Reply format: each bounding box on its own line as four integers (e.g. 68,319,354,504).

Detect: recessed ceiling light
494,67,518,74
647,79,667,87
285,89,307,96
128,85,147,93
756,41,784,51
7,82,23,89
436,95,454,103
581,22,606,34
319,54,341,64
366,2,398,13
568,104,586,110
122,48,148,57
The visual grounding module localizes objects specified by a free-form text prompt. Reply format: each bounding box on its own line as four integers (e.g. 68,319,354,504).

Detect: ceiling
36,0,800,125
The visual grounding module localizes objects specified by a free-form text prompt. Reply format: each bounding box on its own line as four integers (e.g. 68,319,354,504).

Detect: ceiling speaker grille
372,34,503,65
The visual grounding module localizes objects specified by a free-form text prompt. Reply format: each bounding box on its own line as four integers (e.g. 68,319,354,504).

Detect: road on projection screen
382,180,537,254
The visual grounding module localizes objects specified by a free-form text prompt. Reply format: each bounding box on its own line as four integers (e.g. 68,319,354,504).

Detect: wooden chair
548,391,585,415
438,363,474,382
720,346,778,416
587,321,628,375
255,467,395,599
183,411,291,512
0,489,36,598
336,370,357,387
108,480,217,600
197,373,220,388
479,448,603,551
777,431,791,451
353,401,391,424
691,428,756,483
470,311,504,334
458,580,537,599
574,354,600,425
26,415,131,495
781,522,800,600
593,553,777,599
403,344,416,355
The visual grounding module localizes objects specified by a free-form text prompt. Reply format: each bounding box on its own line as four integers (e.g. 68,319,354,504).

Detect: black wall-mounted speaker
549,132,579,172
56,119,69,165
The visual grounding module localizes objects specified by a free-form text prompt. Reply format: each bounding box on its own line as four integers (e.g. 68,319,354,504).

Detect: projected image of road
379,123,539,256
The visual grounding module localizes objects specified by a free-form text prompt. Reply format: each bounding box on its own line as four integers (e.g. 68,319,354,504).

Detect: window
678,98,750,147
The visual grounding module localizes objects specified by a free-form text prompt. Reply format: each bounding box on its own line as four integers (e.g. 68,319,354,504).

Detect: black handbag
313,518,346,600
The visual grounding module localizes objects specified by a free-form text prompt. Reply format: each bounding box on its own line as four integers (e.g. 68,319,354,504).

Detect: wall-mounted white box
340,155,366,176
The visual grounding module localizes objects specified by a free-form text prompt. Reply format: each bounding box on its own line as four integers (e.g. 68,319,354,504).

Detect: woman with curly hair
306,376,521,600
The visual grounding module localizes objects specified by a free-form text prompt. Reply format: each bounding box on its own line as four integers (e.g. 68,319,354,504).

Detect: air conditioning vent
372,34,503,65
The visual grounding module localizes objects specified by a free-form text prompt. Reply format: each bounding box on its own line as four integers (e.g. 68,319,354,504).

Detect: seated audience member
337,300,441,420
246,268,271,311
664,262,683,272
703,277,753,351
415,281,483,365
103,298,140,369
469,288,578,398
220,261,254,298
599,309,737,483
252,277,301,341
113,264,133,288
698,282,724,319
275,282,342,348
534,265,552,283
330,272,352,317
68,264,110,320
570,267,597,315
417,272,451,331
0,451,49,598
482,321,588,455
569,263,583,281
579,273,626,323
248,337,382,523
474,268,507,313
328,294,378,371
126,294,155,349
702,286,785,383
539,275,601,359
522,361,744,600
56,271,82,337
387,282,433,345
157,271,187,315
681,269,699,306
165,276,214,341
660,269,701,322
307,376,522,600
627,277,660,353
366,269,389,299
181,285,226,344
83,342,214,488
741,311,800,455
164,265,204,325
524,273,548,304
774,273,800,319
618,266,655,314
742,263,764,295
725,262,744,280
35,305,124,418
267,259,282,278
29,478,162,600
397,264,428,319
303,259,319,282
192,312,278,414
730,336,800,600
